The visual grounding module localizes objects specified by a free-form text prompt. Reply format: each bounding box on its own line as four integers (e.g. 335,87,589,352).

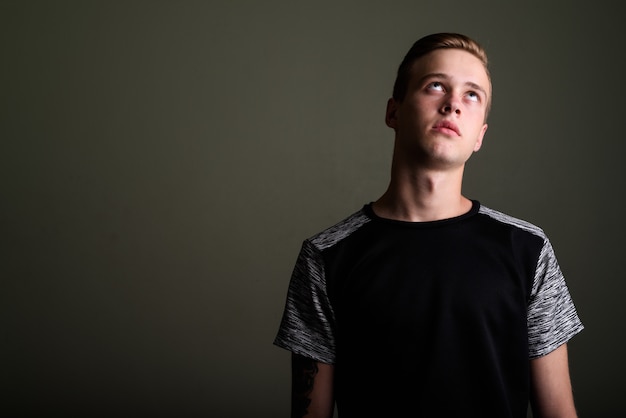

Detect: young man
275,33,583,418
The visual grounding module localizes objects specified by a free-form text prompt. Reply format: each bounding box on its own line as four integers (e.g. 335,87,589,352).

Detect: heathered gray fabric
274,210,371,363
478,206,584,358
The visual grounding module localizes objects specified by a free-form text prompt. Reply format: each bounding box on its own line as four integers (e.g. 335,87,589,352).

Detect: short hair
392,33,491,115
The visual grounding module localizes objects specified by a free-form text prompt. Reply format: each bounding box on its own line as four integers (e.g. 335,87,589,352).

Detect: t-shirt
274,201,583,417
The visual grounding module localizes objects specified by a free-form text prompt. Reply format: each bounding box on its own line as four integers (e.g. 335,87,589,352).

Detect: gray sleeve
527,238,584,358
273,240,337,364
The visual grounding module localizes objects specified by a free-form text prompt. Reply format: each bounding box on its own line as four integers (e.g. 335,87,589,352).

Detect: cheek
398,105,424,127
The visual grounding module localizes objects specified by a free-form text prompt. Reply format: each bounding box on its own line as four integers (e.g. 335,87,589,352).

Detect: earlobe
474,123,488,152
385,98,398,129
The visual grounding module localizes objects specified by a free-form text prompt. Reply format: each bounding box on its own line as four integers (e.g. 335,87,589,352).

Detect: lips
433,120,460,136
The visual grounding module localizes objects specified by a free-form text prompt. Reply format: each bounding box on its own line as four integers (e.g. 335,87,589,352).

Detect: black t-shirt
275,201,583,417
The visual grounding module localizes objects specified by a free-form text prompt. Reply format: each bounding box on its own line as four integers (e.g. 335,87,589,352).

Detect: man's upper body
276,201,583,417
275,33,583,417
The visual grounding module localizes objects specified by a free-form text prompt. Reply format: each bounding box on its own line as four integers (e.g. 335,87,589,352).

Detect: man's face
386,48,490,170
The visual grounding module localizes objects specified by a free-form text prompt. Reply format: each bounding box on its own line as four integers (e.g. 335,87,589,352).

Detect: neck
373,161,471,222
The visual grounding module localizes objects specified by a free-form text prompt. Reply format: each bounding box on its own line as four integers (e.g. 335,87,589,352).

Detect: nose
441,97,461,115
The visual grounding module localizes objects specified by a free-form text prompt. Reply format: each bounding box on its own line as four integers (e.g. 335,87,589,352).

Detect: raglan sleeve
273,239,337,364
527,237,584,358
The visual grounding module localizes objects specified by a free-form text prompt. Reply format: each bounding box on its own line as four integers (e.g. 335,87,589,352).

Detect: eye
466,91,480,102
427,81,444,92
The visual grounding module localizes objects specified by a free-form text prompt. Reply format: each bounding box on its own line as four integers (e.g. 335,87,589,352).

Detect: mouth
432,120,460,136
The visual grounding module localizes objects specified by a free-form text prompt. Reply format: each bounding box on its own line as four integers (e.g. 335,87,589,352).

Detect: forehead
409,48,491,96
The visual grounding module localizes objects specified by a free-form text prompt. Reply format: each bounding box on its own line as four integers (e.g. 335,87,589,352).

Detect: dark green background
2,1,624,416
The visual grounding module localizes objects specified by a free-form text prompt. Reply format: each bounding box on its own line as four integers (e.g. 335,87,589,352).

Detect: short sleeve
527,238,584,358
274,240,337,364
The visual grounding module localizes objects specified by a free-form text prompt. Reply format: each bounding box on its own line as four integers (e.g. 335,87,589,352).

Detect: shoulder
307,207,372,251
477,204,547,241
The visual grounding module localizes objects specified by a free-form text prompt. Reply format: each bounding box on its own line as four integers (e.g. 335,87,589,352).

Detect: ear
473,123,488,152
385,98,398,130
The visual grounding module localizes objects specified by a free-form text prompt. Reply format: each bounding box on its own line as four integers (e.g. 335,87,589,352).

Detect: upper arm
530,343,578,418
291,353,335,418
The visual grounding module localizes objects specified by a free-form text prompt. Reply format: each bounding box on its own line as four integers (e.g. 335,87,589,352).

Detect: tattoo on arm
291,354,319,418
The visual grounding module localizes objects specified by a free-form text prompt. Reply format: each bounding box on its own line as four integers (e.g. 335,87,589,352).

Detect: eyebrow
419,72,488,97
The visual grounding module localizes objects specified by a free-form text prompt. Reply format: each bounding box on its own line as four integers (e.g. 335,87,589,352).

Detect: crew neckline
363,200,481,227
